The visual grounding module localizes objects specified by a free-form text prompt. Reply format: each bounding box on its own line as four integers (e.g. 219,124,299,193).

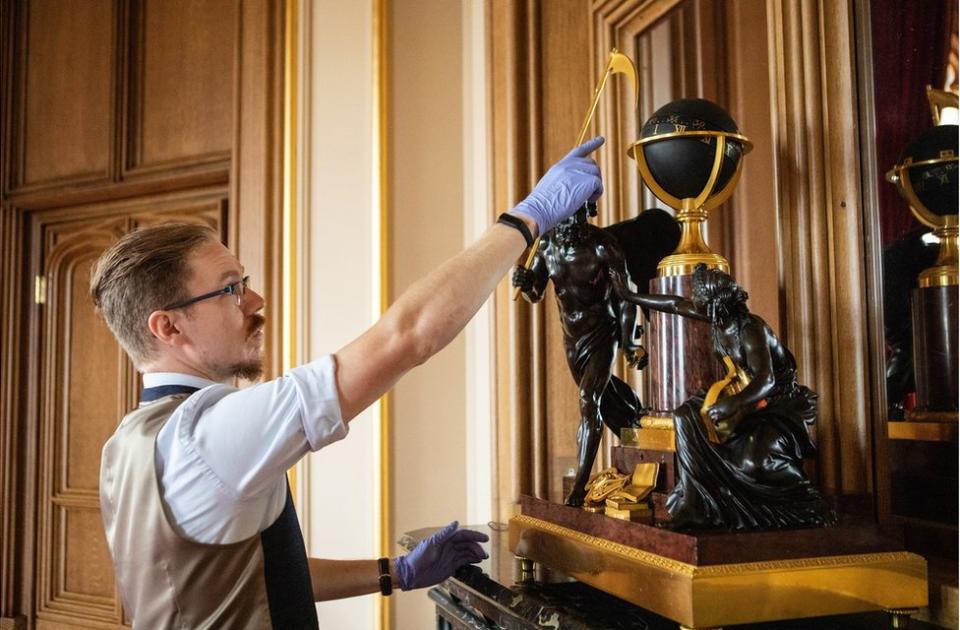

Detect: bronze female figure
611,264,836,530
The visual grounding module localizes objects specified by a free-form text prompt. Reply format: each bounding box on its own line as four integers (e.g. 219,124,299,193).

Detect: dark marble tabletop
401,524,941,630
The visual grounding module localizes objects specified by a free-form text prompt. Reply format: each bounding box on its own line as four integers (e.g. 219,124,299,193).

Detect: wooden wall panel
492,0,536,521
36,224,123,626
31,196,225,627
2,0,282,625
18,0,115,190
233,0,284,383
37,224,126,625
768,0,874,494
127,0,235,173
65,257,120,491
722,0,780,331
62,508,113,600
540,0,593,505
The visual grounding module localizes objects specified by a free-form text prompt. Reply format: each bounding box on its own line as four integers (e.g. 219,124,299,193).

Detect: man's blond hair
90,222,218,367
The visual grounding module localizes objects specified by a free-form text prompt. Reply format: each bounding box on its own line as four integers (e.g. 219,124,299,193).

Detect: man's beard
230,312,266,381
232,360,264,381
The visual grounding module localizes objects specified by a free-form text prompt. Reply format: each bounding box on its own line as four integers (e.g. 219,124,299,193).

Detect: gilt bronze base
509,496,927,629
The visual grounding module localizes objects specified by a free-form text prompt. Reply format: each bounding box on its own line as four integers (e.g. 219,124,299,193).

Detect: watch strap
497,212,534,248
377,557,393,596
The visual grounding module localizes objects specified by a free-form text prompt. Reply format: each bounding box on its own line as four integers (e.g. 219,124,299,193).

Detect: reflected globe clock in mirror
886,122,959,420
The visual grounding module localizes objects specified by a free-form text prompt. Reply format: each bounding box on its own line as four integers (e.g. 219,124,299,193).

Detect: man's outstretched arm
309,558,391,601
334,137,605,422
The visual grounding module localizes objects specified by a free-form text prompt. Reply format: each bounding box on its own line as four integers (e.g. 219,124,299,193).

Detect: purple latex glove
511,136,605,236
394,521,489,591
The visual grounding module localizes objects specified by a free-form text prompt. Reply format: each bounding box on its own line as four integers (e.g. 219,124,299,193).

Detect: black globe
900,124,958,217
640,99,745,201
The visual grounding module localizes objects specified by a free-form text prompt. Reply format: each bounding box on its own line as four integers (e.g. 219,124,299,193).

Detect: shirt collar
142,372,220,390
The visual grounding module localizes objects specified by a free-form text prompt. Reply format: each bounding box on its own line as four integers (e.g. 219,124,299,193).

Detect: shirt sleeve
167,354,349,502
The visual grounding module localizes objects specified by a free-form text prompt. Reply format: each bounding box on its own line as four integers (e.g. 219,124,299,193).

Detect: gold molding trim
657,252,730,277
283,0,299,500
373,0,391,627
918,267,959,287
696,550,923,576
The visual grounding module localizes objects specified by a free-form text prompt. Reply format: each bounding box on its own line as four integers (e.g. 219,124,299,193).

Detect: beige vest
100,395,275,629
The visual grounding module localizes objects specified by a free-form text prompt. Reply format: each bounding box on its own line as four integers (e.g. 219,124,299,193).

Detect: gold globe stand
627,130,753,277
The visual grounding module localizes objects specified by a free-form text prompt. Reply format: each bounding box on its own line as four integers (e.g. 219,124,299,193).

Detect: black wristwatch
377,557,393,596
497,212,535,247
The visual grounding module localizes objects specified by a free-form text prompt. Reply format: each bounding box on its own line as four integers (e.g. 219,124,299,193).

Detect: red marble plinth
647,274,723,413
911,285,959,413
517,495,903,566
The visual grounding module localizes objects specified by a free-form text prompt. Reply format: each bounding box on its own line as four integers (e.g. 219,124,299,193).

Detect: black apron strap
140,384,201,403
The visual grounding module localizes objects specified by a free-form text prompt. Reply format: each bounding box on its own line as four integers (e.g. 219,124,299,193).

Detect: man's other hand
394,521,489,591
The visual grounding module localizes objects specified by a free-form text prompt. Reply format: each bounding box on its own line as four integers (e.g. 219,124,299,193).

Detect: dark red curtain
871,0,956,246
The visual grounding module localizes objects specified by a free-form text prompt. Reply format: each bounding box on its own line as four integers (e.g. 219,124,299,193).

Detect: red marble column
646,274,724,414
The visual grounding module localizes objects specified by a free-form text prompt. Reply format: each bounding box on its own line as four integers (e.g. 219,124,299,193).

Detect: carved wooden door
27,202,224,629
0,0,283,627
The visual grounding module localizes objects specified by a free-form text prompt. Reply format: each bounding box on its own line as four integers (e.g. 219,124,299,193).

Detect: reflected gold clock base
509,496,927,629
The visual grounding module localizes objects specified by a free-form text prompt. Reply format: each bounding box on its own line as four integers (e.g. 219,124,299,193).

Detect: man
91,137,606,628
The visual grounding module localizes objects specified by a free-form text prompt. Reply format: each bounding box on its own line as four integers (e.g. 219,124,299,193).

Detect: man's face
174,239,266,382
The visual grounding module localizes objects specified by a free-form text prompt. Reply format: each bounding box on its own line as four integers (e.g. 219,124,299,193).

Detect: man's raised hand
509,136,605,236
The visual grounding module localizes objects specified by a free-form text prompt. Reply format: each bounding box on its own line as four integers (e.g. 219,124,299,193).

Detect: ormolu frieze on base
510,496,927,629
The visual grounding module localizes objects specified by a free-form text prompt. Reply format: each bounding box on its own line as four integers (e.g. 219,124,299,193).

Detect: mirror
867,0,958,420
864,0,958,567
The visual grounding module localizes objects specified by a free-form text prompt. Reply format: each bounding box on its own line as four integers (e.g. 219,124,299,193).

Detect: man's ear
147,310,183,347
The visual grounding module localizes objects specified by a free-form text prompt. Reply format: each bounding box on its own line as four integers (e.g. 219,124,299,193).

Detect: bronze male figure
513,206,679,506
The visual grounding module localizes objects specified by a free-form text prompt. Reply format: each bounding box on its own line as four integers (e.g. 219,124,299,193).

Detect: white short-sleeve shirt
147,355,348,544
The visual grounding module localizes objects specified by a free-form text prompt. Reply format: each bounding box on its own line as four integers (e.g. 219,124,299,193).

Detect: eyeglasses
163,276,250,310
